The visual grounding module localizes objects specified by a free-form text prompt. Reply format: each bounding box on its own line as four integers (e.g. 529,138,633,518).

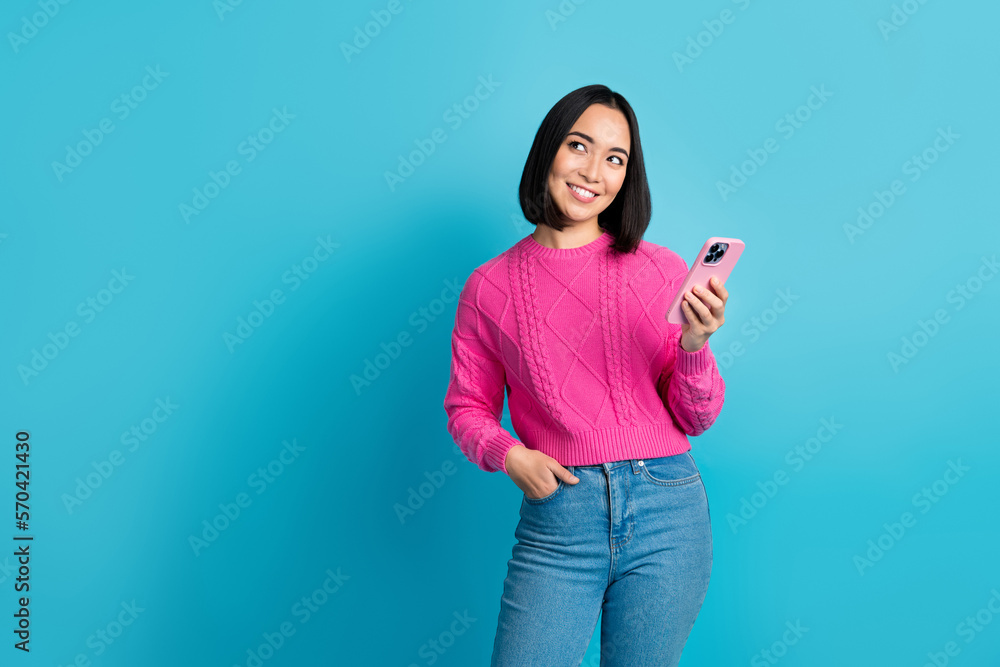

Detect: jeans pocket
639,452,701,486
523,466,574,504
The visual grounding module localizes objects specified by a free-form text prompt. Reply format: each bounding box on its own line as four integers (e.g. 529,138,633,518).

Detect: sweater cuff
484,432,524,475
675,338,712,376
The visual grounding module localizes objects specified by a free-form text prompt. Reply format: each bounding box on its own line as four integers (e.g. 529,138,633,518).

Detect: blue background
3,0,999,665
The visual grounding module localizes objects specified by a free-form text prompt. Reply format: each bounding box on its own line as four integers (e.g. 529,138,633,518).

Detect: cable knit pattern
444,230,726,476
599,249,635,427
523,247,565,426
613,249,637,426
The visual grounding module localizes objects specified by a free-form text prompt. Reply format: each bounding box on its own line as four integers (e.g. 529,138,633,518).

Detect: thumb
551,462,579,484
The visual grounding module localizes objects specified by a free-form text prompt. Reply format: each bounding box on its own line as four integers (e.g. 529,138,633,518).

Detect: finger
692,284,724,311
684,291,713,323
709,277,729,302
552,463,579,483
681,299,705,327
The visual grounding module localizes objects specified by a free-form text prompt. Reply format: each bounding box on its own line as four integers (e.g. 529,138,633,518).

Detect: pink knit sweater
443,230,726,476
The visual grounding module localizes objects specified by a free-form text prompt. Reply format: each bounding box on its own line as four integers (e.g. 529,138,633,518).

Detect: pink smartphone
665,237,745,325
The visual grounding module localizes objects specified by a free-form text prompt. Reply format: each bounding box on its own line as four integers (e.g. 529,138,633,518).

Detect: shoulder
635,239,689,283
453,247,516,344
462,253,508,298
456,241,520,314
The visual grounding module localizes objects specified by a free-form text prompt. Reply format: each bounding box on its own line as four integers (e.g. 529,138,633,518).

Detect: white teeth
570,184,596,198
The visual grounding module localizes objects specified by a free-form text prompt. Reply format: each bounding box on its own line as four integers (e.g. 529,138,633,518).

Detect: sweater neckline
519,229,615,258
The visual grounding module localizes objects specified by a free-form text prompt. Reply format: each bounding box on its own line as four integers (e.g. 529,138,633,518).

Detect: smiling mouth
567,183,598,200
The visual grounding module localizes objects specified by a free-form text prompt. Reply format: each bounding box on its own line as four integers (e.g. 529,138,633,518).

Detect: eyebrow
567,131,629,159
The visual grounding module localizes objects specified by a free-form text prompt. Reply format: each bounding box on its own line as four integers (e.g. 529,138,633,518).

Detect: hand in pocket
504,445,578,499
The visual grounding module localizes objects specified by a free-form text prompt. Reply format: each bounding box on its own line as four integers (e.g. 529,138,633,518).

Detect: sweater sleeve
443,273,524,475
654,246,726,436
658,330,726,436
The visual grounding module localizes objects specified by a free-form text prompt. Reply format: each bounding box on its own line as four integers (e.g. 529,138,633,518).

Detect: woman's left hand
679,276,728,353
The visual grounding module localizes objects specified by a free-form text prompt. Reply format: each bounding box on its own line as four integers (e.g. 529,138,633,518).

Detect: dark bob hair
518,84,651,255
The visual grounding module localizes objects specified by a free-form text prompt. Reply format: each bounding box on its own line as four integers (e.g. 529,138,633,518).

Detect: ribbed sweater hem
521,422,692,467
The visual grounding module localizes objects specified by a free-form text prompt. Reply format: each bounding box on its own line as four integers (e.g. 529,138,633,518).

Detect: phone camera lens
703,243,729,265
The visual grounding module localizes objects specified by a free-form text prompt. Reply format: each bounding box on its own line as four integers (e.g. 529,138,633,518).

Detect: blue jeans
490,451,713,666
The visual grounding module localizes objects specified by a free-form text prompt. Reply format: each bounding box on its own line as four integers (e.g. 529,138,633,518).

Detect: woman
443,84,729,666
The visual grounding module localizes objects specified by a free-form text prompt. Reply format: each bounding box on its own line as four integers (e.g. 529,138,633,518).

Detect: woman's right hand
504,445,579,499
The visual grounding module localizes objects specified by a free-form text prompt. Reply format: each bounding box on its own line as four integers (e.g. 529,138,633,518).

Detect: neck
531,223,605,250
521,225,614,258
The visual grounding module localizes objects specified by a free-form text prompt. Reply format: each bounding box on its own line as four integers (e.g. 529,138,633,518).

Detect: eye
568,140,625,165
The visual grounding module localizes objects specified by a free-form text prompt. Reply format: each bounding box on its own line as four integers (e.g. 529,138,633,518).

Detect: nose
580,155,600,183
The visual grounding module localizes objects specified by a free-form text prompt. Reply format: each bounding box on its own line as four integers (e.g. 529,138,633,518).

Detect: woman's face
546,103,631,227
